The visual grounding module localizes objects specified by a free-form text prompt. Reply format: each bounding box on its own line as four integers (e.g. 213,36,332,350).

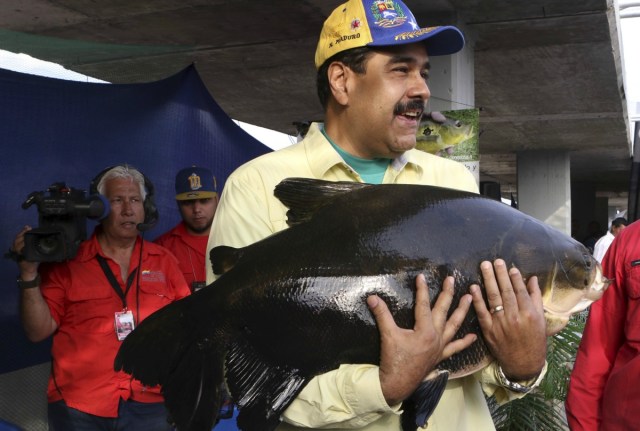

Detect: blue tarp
0,64,272,374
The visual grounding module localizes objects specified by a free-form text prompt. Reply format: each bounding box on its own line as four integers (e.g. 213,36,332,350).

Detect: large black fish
115,178,606,431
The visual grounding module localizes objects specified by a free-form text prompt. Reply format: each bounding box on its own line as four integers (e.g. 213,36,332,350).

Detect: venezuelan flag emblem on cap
315,0,465,69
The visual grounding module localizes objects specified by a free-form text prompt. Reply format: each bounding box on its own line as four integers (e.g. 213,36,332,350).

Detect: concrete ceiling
0,0,632,206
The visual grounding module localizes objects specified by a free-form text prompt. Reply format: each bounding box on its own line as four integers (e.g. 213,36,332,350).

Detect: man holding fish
205,0,548,429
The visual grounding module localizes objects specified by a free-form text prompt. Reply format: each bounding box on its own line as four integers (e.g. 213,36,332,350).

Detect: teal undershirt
321,127,390,185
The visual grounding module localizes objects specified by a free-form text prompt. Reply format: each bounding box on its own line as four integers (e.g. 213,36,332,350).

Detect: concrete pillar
571,182,603,242
517,150,571,235
595,197,609,232
428,30,474,111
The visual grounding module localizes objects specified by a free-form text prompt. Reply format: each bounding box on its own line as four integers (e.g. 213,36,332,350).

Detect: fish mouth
543,261,608,315
542,261,608,335
586,265,609,301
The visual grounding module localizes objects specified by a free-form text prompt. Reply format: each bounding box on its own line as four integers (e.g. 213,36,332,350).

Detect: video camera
21,182,108,262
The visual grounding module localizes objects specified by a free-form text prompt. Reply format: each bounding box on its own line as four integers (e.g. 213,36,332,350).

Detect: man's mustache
393,100,426,117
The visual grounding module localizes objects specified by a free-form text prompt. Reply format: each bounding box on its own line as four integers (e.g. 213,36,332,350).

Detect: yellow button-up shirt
206,122,541,430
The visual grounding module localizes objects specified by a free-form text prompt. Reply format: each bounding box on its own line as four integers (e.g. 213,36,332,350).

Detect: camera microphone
136,213,158,232
84,195,110,220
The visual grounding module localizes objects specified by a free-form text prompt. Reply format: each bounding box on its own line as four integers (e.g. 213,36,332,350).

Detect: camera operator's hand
12,225,57,342
13,226,40,279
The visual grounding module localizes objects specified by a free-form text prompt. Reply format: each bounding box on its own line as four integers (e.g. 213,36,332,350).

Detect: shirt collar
305,122,349,178
76,227,155,263
304,122,423,179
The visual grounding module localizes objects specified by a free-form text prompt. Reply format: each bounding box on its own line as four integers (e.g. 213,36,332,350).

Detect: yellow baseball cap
315,0,465,69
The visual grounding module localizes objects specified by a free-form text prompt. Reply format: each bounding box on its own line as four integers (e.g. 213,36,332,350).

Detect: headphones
89,165,159,232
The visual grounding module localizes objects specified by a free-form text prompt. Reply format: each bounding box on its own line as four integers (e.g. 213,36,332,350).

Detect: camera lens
34,233,63,257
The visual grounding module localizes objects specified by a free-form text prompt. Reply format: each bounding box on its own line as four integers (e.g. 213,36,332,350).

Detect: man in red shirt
155,166,218,292
565,219,640,430
12,164,191,431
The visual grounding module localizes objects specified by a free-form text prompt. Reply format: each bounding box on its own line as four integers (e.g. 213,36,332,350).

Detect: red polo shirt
566,220,640,430
154,222,209,287
40,231,190,417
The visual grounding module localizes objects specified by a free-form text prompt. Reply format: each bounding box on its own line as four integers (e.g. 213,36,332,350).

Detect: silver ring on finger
490,305,504,314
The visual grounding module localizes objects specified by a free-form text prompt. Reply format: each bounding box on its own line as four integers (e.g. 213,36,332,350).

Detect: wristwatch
17,274,41,289
497,366,538,394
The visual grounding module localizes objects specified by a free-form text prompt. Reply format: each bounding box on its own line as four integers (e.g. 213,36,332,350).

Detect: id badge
115,310,135,341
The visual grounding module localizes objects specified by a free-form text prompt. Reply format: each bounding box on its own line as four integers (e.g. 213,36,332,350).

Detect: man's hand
470,259,546,381
12,225,57,342
367,274,476,406
13,225,39,280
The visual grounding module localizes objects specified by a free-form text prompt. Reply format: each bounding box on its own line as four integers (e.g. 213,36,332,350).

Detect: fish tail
400,370,449,431
114,295,226,431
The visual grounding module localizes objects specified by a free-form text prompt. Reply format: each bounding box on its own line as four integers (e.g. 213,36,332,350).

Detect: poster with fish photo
416,108,479,184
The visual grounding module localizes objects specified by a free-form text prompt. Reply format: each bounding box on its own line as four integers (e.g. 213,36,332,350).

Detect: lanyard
97,255,139,309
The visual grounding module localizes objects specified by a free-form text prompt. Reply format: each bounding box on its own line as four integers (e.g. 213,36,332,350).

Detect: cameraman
11,165,190,431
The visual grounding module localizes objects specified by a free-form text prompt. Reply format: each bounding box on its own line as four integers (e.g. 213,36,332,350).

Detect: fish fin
210,245,243,275
115,298,194,386
226,338,308,431
400,370,449,431
274,177,371,226
114,296,225,431
163,343,223,431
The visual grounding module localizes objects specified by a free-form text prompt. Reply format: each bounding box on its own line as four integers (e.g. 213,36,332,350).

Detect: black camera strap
96,255,138,309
